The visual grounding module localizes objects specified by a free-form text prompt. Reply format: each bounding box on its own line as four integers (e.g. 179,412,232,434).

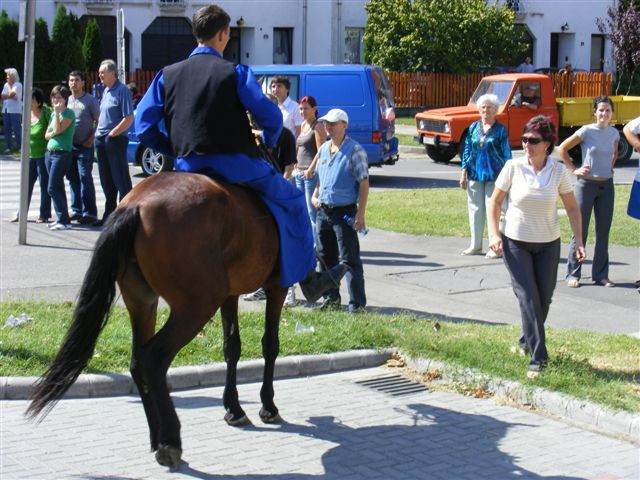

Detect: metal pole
18,0,36,245
116,9,126,82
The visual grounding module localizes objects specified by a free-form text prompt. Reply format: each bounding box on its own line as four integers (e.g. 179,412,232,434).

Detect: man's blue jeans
45,150,72,224
95,135,132,219
294,171,318,240
27,156,51,220
67,145,98,218
3,112,22,151
316,204,366,309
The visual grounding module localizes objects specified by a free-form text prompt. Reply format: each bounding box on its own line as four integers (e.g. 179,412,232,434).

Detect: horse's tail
26,207,141,419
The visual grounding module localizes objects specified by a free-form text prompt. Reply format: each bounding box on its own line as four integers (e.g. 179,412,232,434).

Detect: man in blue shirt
311,109,369,313
135,4,344,299
95,59,134,226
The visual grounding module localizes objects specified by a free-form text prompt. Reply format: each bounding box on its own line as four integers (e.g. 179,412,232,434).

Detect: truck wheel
617,131,633,162
426,145,456,164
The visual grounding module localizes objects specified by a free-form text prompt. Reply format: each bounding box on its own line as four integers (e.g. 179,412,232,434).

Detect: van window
256,74,300,103
306,74,365,107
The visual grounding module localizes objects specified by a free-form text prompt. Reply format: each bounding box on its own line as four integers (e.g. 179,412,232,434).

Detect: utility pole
17,0,35,245
116,8,126,82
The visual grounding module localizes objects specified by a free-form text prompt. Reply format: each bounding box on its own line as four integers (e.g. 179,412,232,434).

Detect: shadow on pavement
173,404,583,480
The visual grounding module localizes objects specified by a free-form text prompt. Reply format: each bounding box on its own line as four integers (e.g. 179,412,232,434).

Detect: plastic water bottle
343,214,369,236
295,322,315,334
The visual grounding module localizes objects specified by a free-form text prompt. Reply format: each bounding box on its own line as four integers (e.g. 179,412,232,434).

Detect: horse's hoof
155,444,182,470
224,410,252,427
259,407,283,424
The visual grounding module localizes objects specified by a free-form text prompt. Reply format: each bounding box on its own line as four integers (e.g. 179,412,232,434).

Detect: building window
344,28,364,64
590,34,605,71
273,28,292,64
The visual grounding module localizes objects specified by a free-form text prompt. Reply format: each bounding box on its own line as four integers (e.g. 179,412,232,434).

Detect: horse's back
119,172,280,300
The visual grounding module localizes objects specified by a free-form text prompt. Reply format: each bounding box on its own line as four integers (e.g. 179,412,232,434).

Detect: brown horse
27,172,292,469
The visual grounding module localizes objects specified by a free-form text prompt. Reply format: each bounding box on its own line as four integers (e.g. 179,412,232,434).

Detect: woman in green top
9,88,52,223
44,85,75,230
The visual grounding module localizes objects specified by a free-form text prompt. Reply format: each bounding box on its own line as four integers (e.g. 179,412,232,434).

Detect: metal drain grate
355,374,427,397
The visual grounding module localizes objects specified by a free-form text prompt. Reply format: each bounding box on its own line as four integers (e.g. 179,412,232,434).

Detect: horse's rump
120,172,280,300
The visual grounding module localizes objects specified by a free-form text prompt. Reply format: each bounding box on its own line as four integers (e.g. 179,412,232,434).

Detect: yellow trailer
556,95,640,128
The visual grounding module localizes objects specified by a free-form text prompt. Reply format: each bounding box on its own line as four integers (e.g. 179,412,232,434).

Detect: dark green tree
50,5,84,81
34,18,53,82
82,18,103,72
364,0,526,73
597,0,640,94
0,10,24,78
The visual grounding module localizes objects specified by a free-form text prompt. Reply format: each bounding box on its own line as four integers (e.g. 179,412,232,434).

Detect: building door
550,33,559,69
141,17,195,71
223,28,241,63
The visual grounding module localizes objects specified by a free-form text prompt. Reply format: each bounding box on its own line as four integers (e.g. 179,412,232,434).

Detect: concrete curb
0,349,393,401
404,354,640,445
398,144,425,155
3,348,637,444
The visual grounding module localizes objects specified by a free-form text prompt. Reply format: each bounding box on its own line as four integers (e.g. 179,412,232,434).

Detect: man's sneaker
243,287,266,301
50,222,72,231
283,287,296,306
69,212,83,221
300,264,348,303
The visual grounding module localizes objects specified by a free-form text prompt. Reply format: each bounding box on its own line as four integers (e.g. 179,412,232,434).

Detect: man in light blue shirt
94,59,133,226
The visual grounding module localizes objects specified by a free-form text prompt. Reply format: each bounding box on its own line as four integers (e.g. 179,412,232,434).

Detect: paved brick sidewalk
2,366,637,480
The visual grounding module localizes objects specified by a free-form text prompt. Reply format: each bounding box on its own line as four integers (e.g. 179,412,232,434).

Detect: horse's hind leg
119,262,161,451
259,286,287,423
137,304,217,469
220,296,251,426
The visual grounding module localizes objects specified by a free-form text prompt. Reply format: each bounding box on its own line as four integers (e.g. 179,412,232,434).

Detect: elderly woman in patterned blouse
460,93,511,258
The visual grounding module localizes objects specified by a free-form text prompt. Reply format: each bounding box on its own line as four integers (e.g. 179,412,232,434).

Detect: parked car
251,64,399,167
127,112,174,176
414,73,640,163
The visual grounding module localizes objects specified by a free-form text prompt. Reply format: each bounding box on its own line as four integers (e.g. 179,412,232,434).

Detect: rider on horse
134,4,344,300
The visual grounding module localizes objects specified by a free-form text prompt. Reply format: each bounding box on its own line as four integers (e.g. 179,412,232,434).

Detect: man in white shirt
1,68,23,153
270,75,302,137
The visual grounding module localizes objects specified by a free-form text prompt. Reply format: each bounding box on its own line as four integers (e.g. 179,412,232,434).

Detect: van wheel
140,148,174,176
617,131,633,162
426,145,456,164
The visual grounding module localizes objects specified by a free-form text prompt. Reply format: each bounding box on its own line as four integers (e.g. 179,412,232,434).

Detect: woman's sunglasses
521,136,543,145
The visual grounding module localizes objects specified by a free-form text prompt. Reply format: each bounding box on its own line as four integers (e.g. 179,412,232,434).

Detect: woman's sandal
567,279,580,288
595,279,615,288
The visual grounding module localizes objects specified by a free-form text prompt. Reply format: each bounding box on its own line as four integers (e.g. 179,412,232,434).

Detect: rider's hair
192,5,230,43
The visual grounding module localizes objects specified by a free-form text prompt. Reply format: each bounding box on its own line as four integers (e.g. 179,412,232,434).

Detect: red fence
387,71,613,108
80,69,613,107
81,70,157,98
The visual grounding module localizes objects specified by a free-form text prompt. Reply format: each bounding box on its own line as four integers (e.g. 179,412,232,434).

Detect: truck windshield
470,80,513,106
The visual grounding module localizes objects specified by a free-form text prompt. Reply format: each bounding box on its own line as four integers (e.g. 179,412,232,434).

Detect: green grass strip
1,301,638,413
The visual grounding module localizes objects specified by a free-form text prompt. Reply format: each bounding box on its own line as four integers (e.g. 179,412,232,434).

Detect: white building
499,0,616,72
0,0,369,70
1,0,615,72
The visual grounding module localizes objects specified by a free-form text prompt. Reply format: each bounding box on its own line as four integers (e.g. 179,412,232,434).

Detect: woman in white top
558,96,619,288
488,116,585,379
1,67,23,153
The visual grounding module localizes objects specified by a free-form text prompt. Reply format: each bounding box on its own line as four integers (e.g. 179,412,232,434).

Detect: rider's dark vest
163,53,259,158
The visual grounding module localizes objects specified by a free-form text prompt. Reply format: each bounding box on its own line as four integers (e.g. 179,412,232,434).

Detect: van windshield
470,80,513,106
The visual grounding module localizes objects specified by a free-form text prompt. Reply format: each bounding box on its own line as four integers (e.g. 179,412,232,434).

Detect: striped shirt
496,156,574,243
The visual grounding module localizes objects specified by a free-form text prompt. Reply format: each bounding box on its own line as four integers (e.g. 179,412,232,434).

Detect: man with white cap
311,108,369,312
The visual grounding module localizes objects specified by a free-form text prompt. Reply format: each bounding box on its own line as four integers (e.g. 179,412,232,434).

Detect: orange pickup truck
415,73,639,163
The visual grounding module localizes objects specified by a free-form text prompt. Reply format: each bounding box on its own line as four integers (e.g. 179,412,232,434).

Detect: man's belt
319,203,356,211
